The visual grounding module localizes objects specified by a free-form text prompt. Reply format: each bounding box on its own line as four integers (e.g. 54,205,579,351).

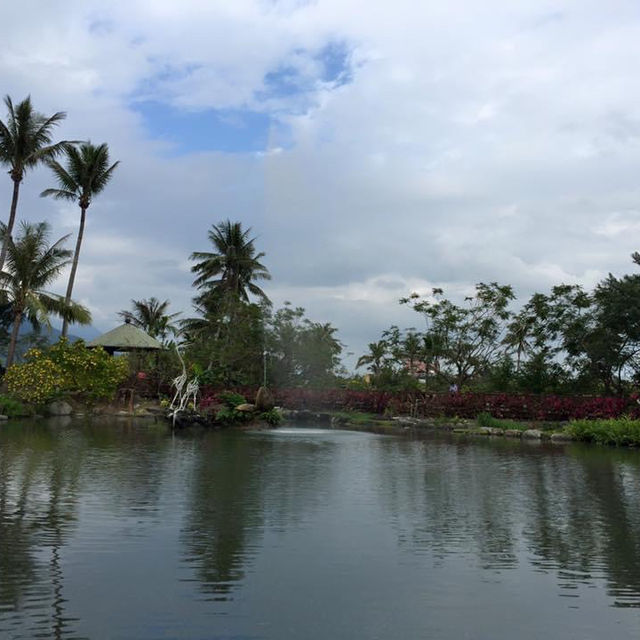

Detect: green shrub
218,391,247,409
215,406,252,425
0,395,29,417
566,417,640,446
260,408,282,426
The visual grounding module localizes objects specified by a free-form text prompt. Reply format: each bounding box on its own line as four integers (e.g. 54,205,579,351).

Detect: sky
1,0,640,367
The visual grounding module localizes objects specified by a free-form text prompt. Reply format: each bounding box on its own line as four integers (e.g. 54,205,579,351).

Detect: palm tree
40,142,119,337
503,313,533,373
0,222,91,368
0,95,68,271
118,297,180,342
356,341,388,377
190,220,271,308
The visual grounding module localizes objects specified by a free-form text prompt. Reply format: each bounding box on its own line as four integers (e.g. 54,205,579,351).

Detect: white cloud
1,0,640,367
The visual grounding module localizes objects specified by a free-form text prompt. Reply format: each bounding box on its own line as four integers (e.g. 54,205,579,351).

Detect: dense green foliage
566,417,640,446
259,408,282,426
5,339,128,405
0,394,28,417
361,262,640,396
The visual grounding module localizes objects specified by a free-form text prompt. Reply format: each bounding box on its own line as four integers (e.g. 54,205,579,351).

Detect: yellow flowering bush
4,357,67,405
5,339,129,406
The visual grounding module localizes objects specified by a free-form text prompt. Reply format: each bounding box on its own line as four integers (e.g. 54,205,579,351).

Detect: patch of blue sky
132,101,274,155
319,41,352,86
257,40,353,103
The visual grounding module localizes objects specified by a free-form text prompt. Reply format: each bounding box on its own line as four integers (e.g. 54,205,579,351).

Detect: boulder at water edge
47,400,73,416
255,386,275,411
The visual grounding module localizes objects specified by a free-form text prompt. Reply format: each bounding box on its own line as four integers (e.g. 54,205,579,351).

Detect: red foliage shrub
197,386,639,422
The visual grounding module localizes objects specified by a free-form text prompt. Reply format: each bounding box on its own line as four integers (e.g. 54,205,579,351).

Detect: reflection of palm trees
182,432,334,598
0,425,83,637
182,435,266,597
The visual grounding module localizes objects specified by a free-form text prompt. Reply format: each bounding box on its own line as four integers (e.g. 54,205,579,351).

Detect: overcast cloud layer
1,0,640,365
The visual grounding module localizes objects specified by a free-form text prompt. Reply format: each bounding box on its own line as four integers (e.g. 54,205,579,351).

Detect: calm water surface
1,419,640,639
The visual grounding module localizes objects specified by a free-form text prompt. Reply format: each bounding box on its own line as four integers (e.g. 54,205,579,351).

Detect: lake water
1,419,640,639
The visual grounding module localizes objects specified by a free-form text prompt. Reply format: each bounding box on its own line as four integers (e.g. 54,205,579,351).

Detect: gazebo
87,320,164,411
86,319,163,354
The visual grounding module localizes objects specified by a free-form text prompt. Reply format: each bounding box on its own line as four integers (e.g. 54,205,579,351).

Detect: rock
235,403,256,413
47,400,72,416
477,427,493,435
522,429,543,439
504,429,523,438
0,414,8,421
255,387,275,411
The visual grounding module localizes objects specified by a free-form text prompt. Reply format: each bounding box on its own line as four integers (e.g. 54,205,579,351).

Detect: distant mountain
17,321,101,343
0,321,103,365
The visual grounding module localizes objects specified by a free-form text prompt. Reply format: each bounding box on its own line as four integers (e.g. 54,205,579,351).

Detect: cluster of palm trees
0,95,118,367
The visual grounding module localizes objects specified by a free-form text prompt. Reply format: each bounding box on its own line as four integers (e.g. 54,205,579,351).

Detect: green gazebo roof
87,322,163,352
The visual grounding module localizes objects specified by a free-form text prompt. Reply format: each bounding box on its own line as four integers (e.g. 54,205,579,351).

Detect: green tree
183,302,265,387
267,305,342,387
118,297,180,342
356,340,388,378
190,220,271,308
0,222,91,368
402,283,515,387
40,142,119,338
0,95,68,271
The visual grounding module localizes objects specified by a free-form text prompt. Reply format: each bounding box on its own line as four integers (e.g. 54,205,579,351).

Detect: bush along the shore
0,395,29,417
4,339,128,407
566,417,640,446
199,387,640,421
259,408,282,426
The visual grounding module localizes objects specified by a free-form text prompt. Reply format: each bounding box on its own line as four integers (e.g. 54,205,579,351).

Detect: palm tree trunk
0,179,21,272
6,309,23,369
62,205,86,338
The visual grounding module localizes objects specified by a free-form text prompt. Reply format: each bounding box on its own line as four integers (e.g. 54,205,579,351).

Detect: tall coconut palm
40,142,119,337
118,297,180,342
190,220,271,309
0,95,68,271
0,221,91,368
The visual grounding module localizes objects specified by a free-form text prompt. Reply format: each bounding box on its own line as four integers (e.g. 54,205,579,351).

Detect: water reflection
1,422,640,639
0,423,84,638
180,429,342,600
374,434,640,607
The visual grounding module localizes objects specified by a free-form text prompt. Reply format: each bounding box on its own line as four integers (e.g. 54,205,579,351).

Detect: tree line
358,265,640,396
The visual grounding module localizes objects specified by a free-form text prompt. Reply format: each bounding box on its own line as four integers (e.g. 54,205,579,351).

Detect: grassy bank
476,412,531,431
566,417,640,446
